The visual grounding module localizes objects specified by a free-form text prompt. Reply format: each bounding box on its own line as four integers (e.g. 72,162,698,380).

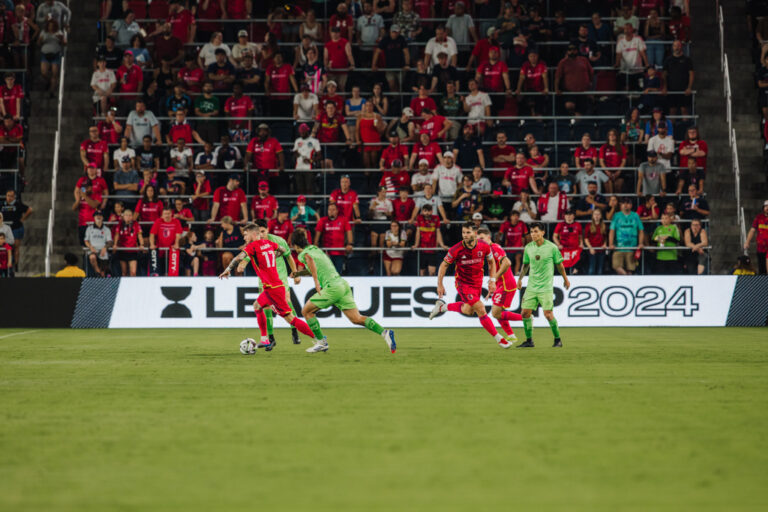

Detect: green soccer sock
549,318,561,339
364,317,385,335
523,317,533,340
265,308,274,336
307,316,325,340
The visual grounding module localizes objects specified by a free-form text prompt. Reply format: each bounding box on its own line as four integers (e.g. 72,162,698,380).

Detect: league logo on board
160,287,192,318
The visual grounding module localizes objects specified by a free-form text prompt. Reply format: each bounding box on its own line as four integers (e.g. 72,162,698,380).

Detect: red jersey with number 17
444,240,492,288
244,239,283,288
489,242,516,292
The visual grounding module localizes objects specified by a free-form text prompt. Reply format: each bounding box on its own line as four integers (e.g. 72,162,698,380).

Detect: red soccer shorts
457,285,482,306
492,288,516,308
257,285,292,316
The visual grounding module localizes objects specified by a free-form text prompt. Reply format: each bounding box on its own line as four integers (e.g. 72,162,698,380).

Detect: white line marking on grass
0,330,39,340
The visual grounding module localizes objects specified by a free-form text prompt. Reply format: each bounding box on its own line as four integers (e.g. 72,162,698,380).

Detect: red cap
489,46,500,53
87,162,98,168
166,166,175,173
297,195,307,202
258,181,269,190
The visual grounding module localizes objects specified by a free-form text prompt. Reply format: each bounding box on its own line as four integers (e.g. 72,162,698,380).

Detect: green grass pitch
0,327,766,511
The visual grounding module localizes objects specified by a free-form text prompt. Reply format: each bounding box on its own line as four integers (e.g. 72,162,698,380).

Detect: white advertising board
108,276,737,328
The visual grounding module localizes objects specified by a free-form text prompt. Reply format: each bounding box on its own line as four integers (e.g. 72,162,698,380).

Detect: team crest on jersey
536,255,541,260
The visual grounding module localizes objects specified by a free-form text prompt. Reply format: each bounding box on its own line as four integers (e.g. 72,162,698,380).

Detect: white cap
418,158,429,166
472,212,483,220
327,80,338,87
402,107,414,116
443,151,454,158
764,199,768,206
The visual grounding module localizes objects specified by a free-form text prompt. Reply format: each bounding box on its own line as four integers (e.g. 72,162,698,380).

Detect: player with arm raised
429,222,512,348
290,229,397,354
219,223,320,350
516,222,571,348
237,218,301,348
477,227,523,342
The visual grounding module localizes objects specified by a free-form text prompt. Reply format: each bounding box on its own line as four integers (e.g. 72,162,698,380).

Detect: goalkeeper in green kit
237,219,301,349
516,222,571,348
290,229,397,354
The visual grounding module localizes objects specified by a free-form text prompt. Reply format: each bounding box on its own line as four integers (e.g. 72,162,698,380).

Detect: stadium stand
7,0,764,278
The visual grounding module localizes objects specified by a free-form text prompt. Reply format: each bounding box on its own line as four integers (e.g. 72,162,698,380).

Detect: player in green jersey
516,222,571,348
290,229,397,354
237,219,301,349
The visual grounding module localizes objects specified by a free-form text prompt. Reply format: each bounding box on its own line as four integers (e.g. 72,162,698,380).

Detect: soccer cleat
291,327,301,344
553,338,563,348
382,329,397,353
507,333,518,342
498,339,513,349
259,337,276,351
516,339,535,348
306,337,329,353
429,299,446,320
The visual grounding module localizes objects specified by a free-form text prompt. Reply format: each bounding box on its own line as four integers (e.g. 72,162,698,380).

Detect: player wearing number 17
218,223,321,349
516,222,571,348
429,222,513,348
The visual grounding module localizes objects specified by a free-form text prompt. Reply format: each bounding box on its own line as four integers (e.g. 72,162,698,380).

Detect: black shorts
323,145,341,164
420,252,440,269
371,223,388,234
119,251,139,262
760,89,768,108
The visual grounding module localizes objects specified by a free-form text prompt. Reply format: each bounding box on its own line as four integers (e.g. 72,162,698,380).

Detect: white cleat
498,339,513,349
382,329,397,353
429,299,446,320
507,333,518,342
306,337,329,353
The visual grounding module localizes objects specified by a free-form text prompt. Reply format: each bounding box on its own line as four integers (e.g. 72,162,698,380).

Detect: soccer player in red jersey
219,223,320,350
429,222,512,348
478,228,523,342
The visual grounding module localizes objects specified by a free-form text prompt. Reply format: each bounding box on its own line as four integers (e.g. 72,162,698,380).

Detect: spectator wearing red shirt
312,100,351,169
115,52,143,113
250,181,278,221
555,44,594,115
392,187,416,224
503,153,538,195
209,174,248,223
166,110,204,145
489,131,516,181
324,26,354,91
134,185,164,232
268,209,294,243
554,209,583,272
599,129,628,194
498,210,529,272
633,0,665,18
412,203,446,276
466,26,501,71
223,82,254,139
410,85,438,118
151,22,184,67
515,50,549,116
221,0,250,43
73,164,109,243
314,203,353,272
408,131,441,170
667,6,690,43
574,133,598,169
380,133,410,170
329,174,361,222
380,160,411,198
678,126,708,173
328,2,355,41
177,55,205,94
150,208,183,250
167,1,196,44
113,209,143,276
0,73,23,120
320,80,345,113
97,109,123,145
420,108,451,141
172,197,194,231
0,114,22,171
475,46,511,113
244,124,285,193
190,170,212,221
265,53,298,117
744,200,768,274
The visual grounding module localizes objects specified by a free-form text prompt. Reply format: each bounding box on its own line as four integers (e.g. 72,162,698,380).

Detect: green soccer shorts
521,288,554,311
309,278,358,311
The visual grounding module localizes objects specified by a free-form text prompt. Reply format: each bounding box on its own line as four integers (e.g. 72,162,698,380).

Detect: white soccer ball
240,338,256,355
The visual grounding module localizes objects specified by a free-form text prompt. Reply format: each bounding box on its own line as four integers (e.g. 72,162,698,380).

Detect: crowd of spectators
54,0,714,279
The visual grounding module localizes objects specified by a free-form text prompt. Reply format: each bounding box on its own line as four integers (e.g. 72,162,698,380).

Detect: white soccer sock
439,303,448,313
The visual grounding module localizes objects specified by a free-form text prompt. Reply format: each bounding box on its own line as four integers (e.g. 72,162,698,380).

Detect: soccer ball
239,338,256,355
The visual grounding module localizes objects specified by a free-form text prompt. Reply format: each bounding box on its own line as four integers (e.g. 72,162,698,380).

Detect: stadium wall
3,277,766,329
